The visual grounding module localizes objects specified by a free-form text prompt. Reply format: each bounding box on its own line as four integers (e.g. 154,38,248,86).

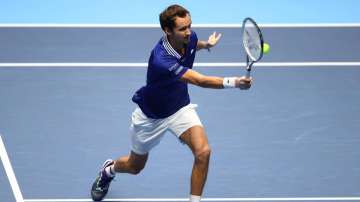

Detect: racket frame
242,17,264,77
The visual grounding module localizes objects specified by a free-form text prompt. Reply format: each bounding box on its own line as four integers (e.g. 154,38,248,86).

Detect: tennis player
91,4,252,202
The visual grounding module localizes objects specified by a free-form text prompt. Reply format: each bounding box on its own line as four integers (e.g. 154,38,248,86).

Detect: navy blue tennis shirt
132,31,198,119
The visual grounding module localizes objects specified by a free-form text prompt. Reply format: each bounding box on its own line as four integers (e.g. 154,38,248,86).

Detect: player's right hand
236,76,252,90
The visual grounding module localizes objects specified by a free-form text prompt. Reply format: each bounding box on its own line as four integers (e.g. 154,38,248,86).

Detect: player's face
170,14,192,45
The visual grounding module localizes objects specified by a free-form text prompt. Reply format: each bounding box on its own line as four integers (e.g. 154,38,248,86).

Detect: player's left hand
207,32,222,48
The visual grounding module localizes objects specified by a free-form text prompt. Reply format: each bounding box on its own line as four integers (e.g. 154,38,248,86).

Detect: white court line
23,197,360,202
0,62,360,67
0,135,24,202
1,23,360,28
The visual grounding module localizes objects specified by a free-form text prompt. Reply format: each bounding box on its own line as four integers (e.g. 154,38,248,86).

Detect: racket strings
243,21,262,61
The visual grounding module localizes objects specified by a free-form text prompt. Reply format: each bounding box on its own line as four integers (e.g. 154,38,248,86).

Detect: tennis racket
242,17,264,78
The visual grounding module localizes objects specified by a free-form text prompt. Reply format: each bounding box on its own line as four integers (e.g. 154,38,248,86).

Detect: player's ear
164,27,173,36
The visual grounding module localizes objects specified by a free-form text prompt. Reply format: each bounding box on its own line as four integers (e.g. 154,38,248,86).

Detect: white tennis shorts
130,103,203,155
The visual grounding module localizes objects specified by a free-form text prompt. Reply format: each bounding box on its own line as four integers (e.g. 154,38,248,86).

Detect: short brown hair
159,4,190,31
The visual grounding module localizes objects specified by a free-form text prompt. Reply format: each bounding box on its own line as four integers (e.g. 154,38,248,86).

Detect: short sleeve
155,55,189,80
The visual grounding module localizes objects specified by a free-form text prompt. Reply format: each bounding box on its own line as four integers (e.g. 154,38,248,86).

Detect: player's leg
91,107,167,201
168,104,210,202
180,126,211,199
113,151,148,174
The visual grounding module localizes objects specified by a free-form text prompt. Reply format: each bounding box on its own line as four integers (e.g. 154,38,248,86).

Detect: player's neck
167,36,186,56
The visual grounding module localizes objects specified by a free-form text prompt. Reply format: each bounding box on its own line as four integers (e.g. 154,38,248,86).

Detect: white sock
105,164,116,177
190,195,201,202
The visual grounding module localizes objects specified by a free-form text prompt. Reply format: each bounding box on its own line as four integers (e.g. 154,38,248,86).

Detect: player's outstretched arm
180,69,252,90
197,32,222,51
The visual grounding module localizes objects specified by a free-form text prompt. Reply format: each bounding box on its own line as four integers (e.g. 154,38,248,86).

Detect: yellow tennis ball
263,43,270,54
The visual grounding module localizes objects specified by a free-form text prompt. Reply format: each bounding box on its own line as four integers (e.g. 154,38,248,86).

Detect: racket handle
246,70,251,78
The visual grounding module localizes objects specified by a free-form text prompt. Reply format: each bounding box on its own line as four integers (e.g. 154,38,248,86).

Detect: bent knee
128,162,146,175
194,146,211,162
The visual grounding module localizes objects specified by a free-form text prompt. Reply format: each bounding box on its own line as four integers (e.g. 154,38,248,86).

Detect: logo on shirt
168,63,184,75
175,65,184,75
191,49,194,54
169,63,180,71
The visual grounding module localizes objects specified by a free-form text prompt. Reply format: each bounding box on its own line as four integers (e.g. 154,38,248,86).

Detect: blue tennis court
1,25,360,202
